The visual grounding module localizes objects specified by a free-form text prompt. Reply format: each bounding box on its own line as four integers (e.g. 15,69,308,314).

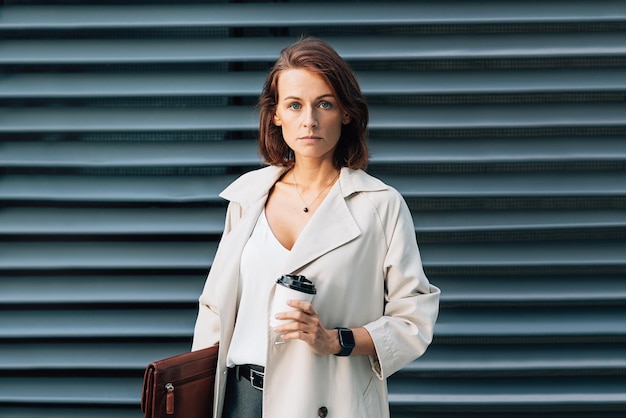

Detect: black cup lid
277,274,317,294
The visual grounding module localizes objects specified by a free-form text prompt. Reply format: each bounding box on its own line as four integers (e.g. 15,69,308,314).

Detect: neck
290,162,340,189
290,165,340,213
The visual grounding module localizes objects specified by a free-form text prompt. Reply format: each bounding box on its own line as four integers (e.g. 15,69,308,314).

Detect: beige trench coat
192,166,440,418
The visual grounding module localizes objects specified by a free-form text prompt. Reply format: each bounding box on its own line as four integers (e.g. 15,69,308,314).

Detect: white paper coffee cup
269,274,316,328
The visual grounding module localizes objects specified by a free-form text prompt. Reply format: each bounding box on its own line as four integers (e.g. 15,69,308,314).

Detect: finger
281,329,307,342
275,309,309,324
286,299,315,314
272,315,309,335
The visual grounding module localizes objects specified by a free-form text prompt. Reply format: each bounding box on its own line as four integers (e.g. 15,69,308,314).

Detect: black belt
234,364,265,390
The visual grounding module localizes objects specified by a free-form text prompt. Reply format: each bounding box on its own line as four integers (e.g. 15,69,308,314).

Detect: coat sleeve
191,201,243,351
363,191,440,379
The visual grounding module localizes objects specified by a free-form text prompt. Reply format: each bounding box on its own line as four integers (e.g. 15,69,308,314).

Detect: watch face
340,329,355,347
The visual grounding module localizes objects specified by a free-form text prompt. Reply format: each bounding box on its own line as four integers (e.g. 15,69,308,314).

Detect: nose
303,107,318,128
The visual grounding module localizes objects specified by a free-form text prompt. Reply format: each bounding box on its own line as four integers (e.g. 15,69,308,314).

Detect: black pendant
303,207,309,213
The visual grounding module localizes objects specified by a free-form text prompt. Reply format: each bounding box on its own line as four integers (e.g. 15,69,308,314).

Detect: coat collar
220,165,388,206
219,166,389,274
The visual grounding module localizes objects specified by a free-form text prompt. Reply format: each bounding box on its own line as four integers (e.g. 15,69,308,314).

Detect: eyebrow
282,94,335,101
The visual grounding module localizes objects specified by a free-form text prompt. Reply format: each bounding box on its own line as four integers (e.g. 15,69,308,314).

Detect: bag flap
141,363,156,415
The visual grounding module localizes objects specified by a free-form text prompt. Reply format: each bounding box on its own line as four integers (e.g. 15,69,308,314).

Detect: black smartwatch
334,327,355,356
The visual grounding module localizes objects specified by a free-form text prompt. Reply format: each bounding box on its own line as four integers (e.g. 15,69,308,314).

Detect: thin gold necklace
292,170,340,213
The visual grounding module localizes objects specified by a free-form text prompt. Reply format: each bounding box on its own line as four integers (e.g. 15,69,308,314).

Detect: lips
299,136,322,140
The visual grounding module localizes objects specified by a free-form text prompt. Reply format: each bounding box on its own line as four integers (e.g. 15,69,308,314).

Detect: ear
273,113,282,126
342,113,351,125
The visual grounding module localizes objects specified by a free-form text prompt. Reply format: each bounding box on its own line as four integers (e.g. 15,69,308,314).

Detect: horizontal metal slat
0,141,262,168
1,240,623,272
388,376,626,409
409,343,626,374
0,341,190,370
2,270,623,306
0,138,165,166
0,407,141,418
396,171,626,199
2,33,626,65
2,1,624,30
0,309,196,339
0,242,216,271
1,172,624,204
3,137,625,168
0,72,265,99
0,175,230,203
2,207,623,238
415,209,626,234
436,305,626,339
0,207,225,236
369,103,626,130
422,240,626,270
0,377,140,405
369,137,626,164
437,274,626,303
0,274,205,304
3,68,626,99
357,68,626,96
2,103,626,133
392,412,626,418
0,37,270,65
0,107,258,133
3,340,624,374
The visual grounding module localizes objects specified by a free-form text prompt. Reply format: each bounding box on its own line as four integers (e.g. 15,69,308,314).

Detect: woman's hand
273,300,341,356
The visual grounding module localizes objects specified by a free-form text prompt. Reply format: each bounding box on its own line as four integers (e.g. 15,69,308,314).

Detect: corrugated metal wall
1,1,626,417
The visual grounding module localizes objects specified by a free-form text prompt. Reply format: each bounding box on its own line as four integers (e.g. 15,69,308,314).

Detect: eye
288,102,301,110
319,101,332,109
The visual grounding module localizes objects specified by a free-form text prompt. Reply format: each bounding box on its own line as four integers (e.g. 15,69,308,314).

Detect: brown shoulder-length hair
258,37,369,169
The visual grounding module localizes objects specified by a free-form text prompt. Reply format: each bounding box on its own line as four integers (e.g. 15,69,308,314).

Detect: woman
192,37,440,418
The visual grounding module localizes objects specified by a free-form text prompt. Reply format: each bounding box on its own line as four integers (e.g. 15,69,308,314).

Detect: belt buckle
250,368,264,391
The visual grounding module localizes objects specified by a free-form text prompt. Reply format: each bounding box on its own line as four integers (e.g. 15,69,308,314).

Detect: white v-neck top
226,210,290,367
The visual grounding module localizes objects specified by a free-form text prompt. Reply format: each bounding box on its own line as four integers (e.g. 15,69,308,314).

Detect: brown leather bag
141,344,219,418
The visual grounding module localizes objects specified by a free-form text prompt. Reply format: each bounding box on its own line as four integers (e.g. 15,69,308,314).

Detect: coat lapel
283,180,360,274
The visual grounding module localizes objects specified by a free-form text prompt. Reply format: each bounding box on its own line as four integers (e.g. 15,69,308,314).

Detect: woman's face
273,68,350,163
